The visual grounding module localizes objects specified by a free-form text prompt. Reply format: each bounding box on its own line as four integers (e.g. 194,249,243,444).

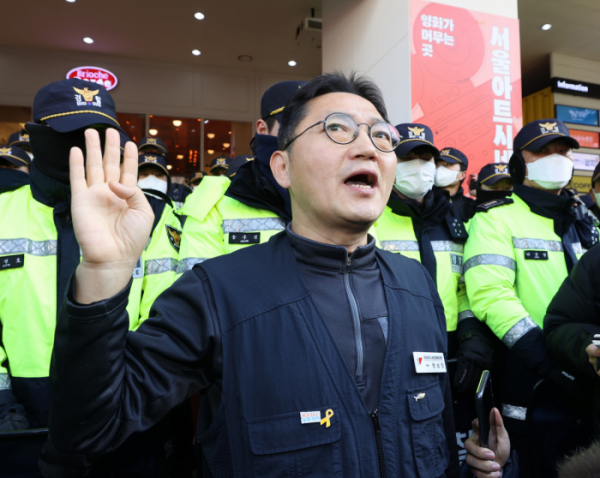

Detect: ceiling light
238,55,253,62
194,12,205,20
228,131,231,134
66,0,76,3
192,50,201,56
207,133,215,139
173,120,182,127
176,154,184,160
149,129,158,136
223,143,230,148
207,149,214,154
166,165,173,170
541,24,552,31
288,60,297,67
204,120,209,124
83,37,94,44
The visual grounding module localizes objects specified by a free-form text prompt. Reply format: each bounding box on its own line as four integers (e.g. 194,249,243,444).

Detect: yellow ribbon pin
320,409,334,428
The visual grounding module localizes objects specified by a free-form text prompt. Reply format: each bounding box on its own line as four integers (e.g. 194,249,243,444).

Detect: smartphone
475,370,496,449
593,334,600,371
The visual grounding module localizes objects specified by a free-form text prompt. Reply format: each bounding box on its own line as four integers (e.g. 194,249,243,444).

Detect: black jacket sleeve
544,246,600,379
49,268,222,455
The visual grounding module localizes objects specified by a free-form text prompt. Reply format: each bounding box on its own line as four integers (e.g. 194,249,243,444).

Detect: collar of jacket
226,154,291,221
286,224,376,272
0,168,30,194
387,188,451,226
29,161,71,207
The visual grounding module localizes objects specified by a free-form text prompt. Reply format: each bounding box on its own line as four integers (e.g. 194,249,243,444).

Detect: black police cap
439,147,468,169
33,78,124,134
0,145,31,167
478,163,512,187
188,171,206,184
8,131,30,148
394,123,439,158
514,119,579,152
138,136,168,156
593,162,600,185
261,81,306,123
138,154,169,176
228,155,253,178
210,156,230,172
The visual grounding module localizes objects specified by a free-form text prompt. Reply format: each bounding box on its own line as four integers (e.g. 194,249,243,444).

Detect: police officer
434,147,475,222
48,72,517,478
177,81,305,274
8,130,34,160
138,136,169,157
464,118,599,475
475,163,513,207
586,162,600,222
0,145,31,195
209,155,230,176
187,171,205,190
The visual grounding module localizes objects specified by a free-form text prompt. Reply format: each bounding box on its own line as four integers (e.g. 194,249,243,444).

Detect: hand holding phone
475,370,495,449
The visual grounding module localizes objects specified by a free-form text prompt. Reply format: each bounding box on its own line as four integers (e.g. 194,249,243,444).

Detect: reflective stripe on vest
502,403,527,421
381,240,420,252
457,310,475,322
512,237,563,252
145,258,178,276
463,254,516,273
176,257,206,274
430,241,464,253
0,373,11,390
0,238,57,256
222,218,285,233
502,316,538,348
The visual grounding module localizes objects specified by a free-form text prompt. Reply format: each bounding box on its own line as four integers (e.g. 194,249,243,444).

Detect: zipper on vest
343,256,363,383
370,409,387,478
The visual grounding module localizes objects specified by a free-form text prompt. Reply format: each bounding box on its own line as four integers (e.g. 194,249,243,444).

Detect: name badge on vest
0,254,24,271
413,352,447,373
229,232,260,245
524,250,548,261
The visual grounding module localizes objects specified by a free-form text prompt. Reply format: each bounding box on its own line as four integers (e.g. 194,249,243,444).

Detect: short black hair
278,72,389,151
265,115,278,134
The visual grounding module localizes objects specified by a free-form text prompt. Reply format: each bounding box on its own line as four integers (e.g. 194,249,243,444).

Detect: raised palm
70,129,153,302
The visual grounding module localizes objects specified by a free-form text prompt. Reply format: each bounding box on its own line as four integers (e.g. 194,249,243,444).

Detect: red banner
569,129,600,149
410,1,522,176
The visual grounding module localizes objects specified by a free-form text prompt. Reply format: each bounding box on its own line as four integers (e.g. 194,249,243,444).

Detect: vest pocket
407,381,449,478
247,405,342,477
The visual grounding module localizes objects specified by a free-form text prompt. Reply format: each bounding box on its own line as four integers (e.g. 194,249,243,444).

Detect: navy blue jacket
50,232,455,477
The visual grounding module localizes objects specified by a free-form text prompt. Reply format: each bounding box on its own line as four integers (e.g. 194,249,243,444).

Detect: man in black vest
49,74,514,477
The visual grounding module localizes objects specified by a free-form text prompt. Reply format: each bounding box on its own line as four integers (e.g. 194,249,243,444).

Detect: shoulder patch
475,197,514,212
166,224,182,252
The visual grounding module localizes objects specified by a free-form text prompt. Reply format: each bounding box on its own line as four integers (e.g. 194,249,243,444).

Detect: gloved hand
535,357,577,395
0,411,29,431
454,317,495,395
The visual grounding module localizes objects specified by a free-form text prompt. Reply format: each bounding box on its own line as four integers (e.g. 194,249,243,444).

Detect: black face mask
25,123,107,185
475,187,512,206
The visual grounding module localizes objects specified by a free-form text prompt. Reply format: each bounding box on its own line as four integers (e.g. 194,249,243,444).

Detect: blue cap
592,162,600,185
188,171,206,184
138,136,168,157
261,81,306,123
138,154,169,176
439,147,468,169
394,123,439,158
33,78,123,134
0,145,31,167
210,156,230,172
8,131,30,148
478,163,512,186
228,155,253,178
514,119,579,152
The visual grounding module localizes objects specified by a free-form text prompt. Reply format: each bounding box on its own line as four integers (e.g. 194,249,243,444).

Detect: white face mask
526,153,574,190
395,159,436,199
435,166,461,187
192,185,198,191
26,151,34,161
138,175,168,195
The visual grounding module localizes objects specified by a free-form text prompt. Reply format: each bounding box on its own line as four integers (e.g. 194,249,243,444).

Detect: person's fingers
108,181,153,216
121,142,139,189
84,129,104,186
465,454,501,476
586,344,600,357
69,147,87,195
465,434,495,461
103,129,122,183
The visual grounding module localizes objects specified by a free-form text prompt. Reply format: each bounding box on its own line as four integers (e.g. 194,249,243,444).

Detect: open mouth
344,171,377,190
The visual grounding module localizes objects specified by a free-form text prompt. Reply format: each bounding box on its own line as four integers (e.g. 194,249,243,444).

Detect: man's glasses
282,112,401,153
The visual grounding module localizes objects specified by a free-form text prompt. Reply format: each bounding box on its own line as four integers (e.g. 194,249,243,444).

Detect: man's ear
256,119,270,136
457,171,467,181
271,150,291,189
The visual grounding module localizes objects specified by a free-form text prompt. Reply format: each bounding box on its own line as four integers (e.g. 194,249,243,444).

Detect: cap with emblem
261,81,306,123
188,171,205,185
0,145,31,167
210,156,230,172
478,162,511,186
228,155,253,178
33,78,125,134
8,131,31,150
439,147,468,170
138,154,169,176
138,136,168,157
394,123,440,158
514,119,579,152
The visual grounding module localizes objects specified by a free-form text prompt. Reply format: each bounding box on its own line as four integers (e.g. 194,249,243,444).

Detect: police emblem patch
73,86,101,107
407,126,426,139
0,147,12,155
539,122,559,134
166,225,182,252
145,155,158,163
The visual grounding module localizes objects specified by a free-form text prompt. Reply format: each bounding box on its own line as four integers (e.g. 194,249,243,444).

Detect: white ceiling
0,0,323,77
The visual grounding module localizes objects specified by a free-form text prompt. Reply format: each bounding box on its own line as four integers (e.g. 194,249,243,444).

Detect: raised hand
71,128,154,304
465,409,511,478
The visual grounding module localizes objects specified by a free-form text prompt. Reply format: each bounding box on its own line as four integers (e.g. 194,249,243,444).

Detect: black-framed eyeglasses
282,112,401,153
